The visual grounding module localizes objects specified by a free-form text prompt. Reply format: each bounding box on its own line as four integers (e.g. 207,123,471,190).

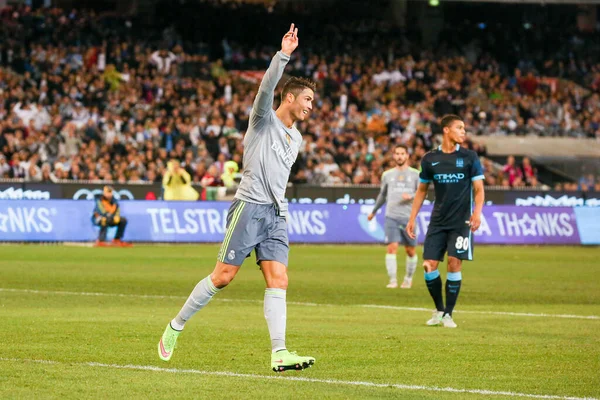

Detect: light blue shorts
217,199,289,267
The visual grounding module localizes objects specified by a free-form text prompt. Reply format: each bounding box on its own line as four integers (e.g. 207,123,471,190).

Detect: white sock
170,319,185,331
385,254,397,282
264,288,287,353
405,255,418,280
173,275,221,329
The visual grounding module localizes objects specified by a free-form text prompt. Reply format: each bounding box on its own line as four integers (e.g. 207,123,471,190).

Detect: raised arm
150,51,161,66
252,24,299,120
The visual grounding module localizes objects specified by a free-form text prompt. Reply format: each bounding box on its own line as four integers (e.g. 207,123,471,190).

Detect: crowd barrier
1,181,599,206
0,200,597,245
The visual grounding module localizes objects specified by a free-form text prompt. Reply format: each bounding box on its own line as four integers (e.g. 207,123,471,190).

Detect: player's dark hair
440,114,463,131
281,77,316,102
394,144,409,153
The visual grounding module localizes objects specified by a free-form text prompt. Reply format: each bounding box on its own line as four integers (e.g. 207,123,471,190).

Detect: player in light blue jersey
368,145,420,289
158,24,317,372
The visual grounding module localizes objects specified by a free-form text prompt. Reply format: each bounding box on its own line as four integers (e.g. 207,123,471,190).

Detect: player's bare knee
387,243,398,254
447,257,462,272
423,260,439,272
211,263,239,288
260,261,288,289
405,246,416,257
265,272,288,290
211,271,235,288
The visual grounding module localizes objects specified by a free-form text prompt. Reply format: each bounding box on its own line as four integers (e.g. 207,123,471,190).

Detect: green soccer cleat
271,350,315,372
158,323,181,361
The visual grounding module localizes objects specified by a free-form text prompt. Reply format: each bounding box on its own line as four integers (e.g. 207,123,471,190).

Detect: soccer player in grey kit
158,24,316,372
368,145,420,289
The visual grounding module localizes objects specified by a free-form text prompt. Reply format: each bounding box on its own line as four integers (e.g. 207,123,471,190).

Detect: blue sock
444,272,462,316
424,270,444,312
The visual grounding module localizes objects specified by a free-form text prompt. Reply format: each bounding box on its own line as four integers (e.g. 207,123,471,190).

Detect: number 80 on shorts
455,236,469,250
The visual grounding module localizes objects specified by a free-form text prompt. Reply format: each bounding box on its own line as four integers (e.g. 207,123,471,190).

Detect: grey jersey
234,51,301,217
372,167,419,221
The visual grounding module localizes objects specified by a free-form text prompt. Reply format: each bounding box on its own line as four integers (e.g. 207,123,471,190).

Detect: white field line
0,357,596,400
360,305,600,320
0,287,598,321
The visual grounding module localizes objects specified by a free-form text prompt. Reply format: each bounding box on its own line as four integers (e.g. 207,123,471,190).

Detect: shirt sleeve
413,169,419,192
250,51,290,123
371,176,388,214
162,171,172,186
419,158,432,183
471,155,485,181
93,199,102,217
150,51,161,65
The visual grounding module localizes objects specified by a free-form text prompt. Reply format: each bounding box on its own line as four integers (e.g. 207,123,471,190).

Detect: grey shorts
384,217,417,247
217,199,289,267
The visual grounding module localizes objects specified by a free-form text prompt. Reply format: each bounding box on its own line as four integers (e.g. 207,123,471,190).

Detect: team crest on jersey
456,158,464,168
285,133,291,145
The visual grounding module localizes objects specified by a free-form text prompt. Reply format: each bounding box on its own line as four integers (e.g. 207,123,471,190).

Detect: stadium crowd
0,2,598,190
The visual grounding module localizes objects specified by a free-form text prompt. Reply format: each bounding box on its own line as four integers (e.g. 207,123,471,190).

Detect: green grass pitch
0,244,598,399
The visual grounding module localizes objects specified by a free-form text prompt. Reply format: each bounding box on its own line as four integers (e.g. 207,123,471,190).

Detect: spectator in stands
221,160,240,188
162,160,199,201
0,3,597,191
511,175,526,188
528,176,550,190
502,156,523,187
518,71,538,96
563,182,579,191
0,155,10,177
200,164,223,187
578,174,596,192
40,163,58,183
11,153,27,179
521,157,537,185
150,49,178,75
26,162,42,182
